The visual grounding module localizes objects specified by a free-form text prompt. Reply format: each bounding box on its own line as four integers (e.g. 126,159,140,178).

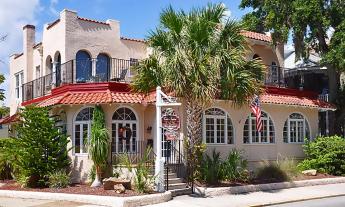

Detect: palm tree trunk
91,165,102,187
185,98,203,181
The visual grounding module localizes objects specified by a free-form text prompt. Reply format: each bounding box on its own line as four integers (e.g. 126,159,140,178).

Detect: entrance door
112,122,137,153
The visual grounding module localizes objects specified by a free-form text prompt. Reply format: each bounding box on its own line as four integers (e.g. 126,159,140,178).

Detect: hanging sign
161,108,180,140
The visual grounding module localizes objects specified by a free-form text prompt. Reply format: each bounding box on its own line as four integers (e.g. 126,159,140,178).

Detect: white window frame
284,113,310,143
15,71,23,100
73,107,94,155
243,111,275,144
202,108,234,145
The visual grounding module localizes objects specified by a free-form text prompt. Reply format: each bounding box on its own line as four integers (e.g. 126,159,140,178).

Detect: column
92,59,97,81
52,62,57,88
155,86,164,192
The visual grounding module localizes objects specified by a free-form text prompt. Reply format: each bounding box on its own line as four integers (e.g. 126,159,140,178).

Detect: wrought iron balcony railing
22,58,138,102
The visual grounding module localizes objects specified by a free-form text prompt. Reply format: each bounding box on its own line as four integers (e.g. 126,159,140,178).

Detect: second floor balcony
22,61,285,103
22,57,138,102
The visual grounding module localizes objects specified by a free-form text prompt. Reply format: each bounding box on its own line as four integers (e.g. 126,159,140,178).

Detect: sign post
155,86,181,192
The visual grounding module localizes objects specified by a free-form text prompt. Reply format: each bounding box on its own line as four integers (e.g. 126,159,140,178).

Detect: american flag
250,95,262,132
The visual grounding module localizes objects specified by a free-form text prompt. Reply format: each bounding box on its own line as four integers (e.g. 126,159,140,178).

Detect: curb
248,193,345,207
194,177,345,197
0,189,172,207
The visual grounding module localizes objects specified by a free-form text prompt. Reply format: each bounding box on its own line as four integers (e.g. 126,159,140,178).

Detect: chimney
23,24,35,83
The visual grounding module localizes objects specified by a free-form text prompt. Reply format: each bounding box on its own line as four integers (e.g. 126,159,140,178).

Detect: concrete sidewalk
147,183,345,207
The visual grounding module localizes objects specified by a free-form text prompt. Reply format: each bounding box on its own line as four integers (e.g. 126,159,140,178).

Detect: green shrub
222,149,249,182
88,165,96,183
199,149,223,184
119,147,155,193
0,138,14,180
256,157,299,182
48,171,70,188
256,160,289,182
298,136,345,175
199,149,249,184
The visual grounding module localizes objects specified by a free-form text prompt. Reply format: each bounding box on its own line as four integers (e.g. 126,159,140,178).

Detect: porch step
164,173,177,179
167,177,184,184
166,182,189,190
170,187,193,197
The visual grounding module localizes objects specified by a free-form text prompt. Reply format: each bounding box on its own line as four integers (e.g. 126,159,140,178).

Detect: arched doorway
76,50,92,83
96,53,110,82
54,52,61,86
112,107,138,153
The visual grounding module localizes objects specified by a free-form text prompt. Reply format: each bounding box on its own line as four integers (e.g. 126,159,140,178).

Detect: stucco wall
57,100,319,182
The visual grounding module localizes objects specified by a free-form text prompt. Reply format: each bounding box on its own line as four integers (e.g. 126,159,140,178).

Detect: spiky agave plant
89,105,109,187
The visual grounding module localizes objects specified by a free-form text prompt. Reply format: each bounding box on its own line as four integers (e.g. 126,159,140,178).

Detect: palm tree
89,105,109,187
131,3,265,178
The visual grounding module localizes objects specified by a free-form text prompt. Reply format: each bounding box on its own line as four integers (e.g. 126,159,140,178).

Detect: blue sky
0,0,250,105
40,0,250,39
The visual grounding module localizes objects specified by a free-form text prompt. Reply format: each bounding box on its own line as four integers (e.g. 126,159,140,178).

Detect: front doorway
111,107,138,154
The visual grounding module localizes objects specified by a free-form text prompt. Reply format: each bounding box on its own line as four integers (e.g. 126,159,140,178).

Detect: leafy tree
89,105,109,187
132,4,264,181
0,74,5,102
240,0,345,134
14,106,70,187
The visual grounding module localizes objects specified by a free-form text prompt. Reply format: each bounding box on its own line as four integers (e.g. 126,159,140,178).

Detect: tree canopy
132,3,265,106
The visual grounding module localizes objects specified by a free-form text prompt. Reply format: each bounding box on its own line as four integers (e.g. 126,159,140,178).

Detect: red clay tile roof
260,94,335,110
77,17,109,25
37,90,146,107
0,114,19,125
120,37,146,43
241,30,272,43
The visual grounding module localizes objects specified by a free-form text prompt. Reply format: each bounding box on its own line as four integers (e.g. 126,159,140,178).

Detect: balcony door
76,50,92,83
96,54,110,82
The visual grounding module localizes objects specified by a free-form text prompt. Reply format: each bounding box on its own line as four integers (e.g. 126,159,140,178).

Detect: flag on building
250,95,262,132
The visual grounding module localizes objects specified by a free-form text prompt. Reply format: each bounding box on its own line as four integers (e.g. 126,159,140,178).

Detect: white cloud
0,0,40,106
220,3,232,19
49,0,59,16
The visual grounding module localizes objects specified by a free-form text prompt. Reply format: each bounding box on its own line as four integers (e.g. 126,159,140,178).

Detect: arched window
96,53,110,82
243,111,275,144
283,113,310,143
76,50,92,83
112,107,138,153
74,107,94,154
203,108,234,144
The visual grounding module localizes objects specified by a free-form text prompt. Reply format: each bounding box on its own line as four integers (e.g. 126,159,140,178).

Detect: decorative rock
103,177,131,190
302,169,317,176
114,184,126,194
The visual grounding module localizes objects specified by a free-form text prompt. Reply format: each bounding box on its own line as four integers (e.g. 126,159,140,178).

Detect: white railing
318,94,329,102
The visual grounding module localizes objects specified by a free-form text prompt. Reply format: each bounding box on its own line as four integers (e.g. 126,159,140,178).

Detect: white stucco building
2,9,335,188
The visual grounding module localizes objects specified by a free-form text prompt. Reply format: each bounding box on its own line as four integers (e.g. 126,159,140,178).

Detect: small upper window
203,108,234,144
283,113,310,143
243,111,275,144
112,107,137,121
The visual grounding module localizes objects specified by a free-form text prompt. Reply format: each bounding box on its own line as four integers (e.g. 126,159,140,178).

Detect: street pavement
0,183,345,207
270,196,345,207
148,183,345,207
0,197,104,207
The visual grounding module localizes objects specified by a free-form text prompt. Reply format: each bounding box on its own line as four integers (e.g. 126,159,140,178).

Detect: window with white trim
74,107,93,154
243,111,275,144
15,71,23,100
283,113,310,143
203,108,234,144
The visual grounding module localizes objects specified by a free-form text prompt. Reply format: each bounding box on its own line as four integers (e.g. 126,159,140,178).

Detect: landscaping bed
195,173,337,188
0,180,156,197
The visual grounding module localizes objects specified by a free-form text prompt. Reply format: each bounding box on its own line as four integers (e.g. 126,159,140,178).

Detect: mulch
195,173,337,188
0,180,155,197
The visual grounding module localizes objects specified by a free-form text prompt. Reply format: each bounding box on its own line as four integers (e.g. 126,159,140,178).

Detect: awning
0,114,19,125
